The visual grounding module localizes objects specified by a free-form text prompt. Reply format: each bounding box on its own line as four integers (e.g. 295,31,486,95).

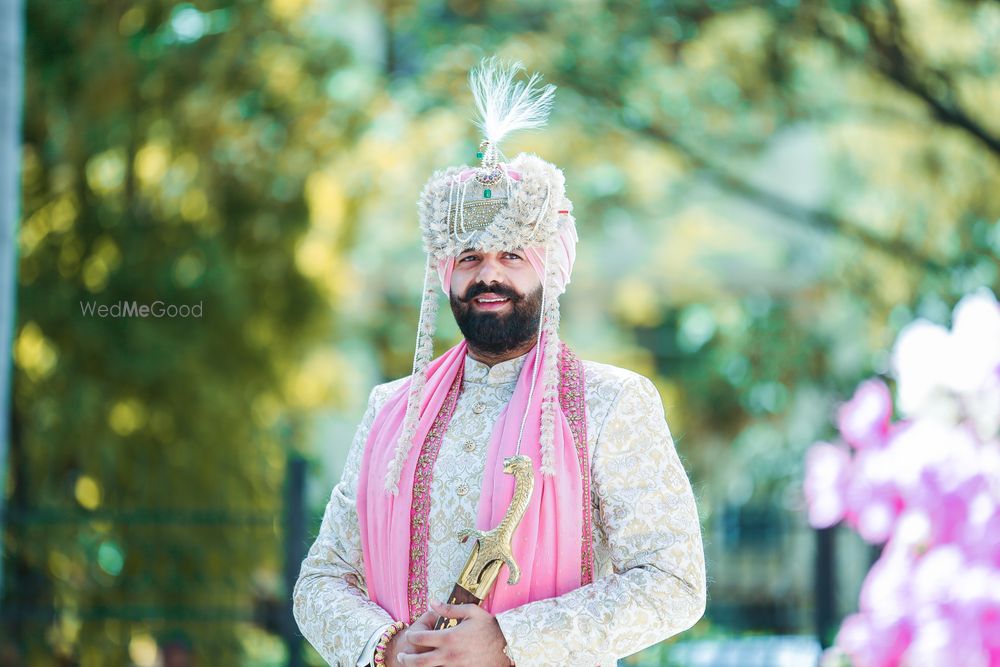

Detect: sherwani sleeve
495,374,707,666
292,385,395,667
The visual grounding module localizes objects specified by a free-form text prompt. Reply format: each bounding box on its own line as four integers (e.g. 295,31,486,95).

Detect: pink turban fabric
436,221,578,297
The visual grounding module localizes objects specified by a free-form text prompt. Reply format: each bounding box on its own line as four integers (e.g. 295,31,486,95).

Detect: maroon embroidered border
406,369,464,623
558,342,593,585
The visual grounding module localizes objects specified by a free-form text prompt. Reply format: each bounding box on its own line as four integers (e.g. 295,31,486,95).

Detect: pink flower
837,611,913,667
858,543,914,616
903,556,1000,666
804,442,851,528
948,290,1000,396
913,463,987,547
844,447,906,544
962,491,1000,566
802,288,1000,666
838,378,893,450
892,290,1000,421
892,320,952,417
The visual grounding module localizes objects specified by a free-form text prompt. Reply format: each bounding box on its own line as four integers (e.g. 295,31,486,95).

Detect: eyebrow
460,248,476,254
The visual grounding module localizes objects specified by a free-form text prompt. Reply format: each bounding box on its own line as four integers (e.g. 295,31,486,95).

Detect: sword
433,454,534,630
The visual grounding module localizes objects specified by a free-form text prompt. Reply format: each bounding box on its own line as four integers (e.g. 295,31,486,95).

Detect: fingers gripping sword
433,455,534,630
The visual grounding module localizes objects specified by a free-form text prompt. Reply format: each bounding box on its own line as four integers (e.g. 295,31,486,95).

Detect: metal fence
0,457,309,666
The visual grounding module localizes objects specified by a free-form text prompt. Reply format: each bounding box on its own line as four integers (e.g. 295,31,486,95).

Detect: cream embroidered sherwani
293,350,706,667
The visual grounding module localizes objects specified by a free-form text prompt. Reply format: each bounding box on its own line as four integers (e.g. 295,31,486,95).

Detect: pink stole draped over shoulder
357,334,592,623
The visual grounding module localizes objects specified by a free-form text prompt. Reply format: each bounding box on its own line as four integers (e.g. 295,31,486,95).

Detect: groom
293,58,705,667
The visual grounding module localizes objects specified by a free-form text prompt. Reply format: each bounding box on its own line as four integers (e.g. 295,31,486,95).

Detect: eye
459,254,478,263
504,252,522,260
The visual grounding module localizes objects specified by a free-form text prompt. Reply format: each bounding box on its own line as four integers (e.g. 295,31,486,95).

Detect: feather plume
469,56,556,149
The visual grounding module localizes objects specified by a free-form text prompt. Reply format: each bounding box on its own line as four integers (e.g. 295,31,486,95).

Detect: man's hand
385,611,436,667
397,600,512,667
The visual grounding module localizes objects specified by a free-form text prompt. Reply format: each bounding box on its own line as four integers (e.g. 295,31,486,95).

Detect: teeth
477,297,508,303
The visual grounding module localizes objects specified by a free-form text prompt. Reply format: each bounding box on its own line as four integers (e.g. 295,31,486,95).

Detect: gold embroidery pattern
558,342,594,585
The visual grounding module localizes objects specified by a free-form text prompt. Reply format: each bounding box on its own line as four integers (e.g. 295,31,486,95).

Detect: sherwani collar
462,350,531,385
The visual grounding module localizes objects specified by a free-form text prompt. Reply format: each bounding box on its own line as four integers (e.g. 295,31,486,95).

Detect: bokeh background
4,0,1000,665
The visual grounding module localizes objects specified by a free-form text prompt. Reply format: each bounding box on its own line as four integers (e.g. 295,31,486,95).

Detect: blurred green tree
11,1,344,663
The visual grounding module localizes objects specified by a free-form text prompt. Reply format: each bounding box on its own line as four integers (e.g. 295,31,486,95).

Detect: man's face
449,248,543,355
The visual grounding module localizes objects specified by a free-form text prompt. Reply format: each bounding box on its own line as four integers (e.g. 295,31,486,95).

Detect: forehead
458,247,523,255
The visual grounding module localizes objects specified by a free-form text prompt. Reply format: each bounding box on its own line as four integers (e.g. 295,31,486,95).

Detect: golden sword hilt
434,455,535,630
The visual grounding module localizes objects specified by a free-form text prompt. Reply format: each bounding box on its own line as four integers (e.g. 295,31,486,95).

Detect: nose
473,256,506,285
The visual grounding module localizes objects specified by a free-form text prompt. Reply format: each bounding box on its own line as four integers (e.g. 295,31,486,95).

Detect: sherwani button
464,439,476,452
456,483,469,496
473,402,486,414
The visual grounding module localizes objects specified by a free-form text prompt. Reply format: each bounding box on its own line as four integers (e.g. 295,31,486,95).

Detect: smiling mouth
471,295,513,310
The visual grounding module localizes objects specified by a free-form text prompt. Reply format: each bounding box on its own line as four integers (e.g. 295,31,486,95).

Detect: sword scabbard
430,455,534,631
432,583,482,630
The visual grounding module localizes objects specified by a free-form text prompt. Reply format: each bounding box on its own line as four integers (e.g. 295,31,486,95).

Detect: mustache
461,282,522,302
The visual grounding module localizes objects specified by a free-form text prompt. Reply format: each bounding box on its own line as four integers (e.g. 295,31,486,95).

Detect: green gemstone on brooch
476,152,484,159
483,189,491,198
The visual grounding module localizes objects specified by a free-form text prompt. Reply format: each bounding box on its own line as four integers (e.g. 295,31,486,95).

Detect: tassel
386,257,439,494
539,239,562,476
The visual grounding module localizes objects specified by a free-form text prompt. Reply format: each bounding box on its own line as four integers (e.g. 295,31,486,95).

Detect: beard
450,281,543,356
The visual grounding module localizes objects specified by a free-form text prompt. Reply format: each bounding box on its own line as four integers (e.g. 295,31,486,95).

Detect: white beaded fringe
385,257,439,494
538,242,562,476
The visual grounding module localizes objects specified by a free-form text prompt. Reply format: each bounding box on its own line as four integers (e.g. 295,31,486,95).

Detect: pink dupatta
357,334,592,623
